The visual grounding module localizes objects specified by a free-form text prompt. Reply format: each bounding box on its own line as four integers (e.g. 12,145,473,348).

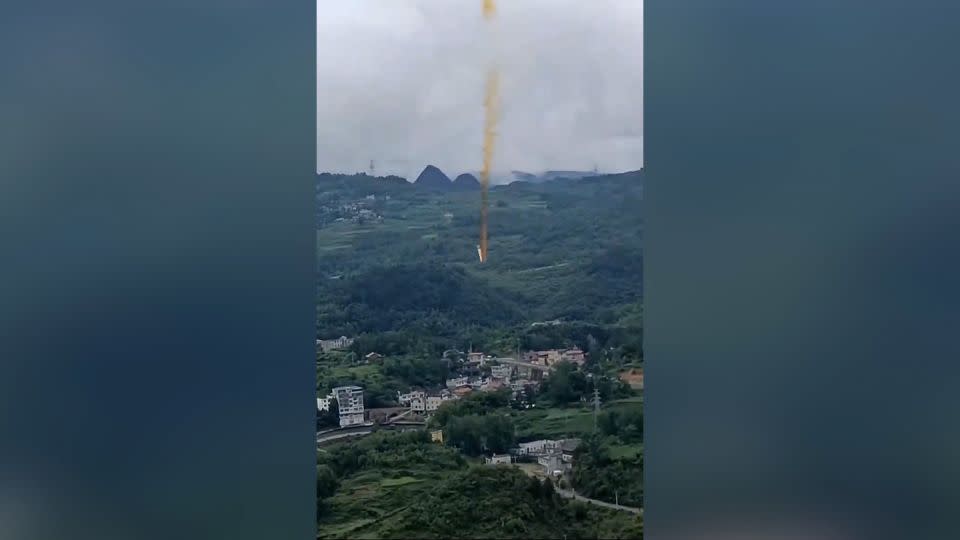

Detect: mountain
414,165,453,190
452,173,481,191
540,170,598,181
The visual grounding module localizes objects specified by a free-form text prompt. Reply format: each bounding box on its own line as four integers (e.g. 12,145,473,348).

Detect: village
316,339,602,479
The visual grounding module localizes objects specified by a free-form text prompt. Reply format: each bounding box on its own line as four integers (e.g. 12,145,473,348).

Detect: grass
511,406,595,440
380,476,422,488
511,398,643,440
607,443,643,459
318,465,454,540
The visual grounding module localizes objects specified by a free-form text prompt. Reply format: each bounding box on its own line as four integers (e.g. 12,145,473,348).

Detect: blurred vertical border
646,1,960,539
1,1,317,539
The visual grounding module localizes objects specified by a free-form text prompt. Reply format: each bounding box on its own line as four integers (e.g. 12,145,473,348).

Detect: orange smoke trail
479,69,499,263
479,0,497,263
483,0,496,19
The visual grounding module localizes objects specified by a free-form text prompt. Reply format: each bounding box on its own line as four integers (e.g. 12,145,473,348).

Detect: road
316,421,426,446
556,487,642,515
512,462,641,515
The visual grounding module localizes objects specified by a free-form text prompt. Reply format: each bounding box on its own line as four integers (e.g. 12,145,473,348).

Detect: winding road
556,487,642,515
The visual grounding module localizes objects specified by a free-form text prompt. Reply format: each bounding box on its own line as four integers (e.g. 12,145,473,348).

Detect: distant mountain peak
452,173,481,191
414,165,452,190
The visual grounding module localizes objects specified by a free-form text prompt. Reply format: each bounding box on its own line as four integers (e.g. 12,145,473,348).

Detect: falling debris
478,0,499,264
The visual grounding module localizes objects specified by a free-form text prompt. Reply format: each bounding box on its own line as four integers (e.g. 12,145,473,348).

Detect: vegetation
315,171,644,361
572,434,643,508
316,171,644,537
318,431,642,539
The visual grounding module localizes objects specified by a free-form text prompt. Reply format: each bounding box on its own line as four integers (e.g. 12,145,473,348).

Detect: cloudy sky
317,0,642,182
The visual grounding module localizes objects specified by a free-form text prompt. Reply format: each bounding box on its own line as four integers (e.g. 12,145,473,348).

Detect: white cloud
317,0,643,181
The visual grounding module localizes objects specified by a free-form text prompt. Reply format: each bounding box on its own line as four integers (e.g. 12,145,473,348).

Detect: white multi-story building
332,385,365,427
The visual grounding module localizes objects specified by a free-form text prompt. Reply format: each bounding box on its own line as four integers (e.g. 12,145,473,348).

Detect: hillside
316,169,643,355
317,432,642,540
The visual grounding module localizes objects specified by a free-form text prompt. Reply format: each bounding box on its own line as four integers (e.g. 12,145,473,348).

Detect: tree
540,361,588,406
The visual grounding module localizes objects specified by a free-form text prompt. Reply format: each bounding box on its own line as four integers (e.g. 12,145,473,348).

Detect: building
481,378,505,392
332,385,365,427
560,439,582,462
316,393,334,412
410,394,426,412
445,376,469,389
364,352,384,363
485,454,512,465
561,348,586,366
317,336,354,352
467,351,485,364
431,430,444,444
526,350,562,366
517,439,561,456
397,389,425,406
426,395,447,412
490,364,512,380
618,368,644,390
537,454,564,476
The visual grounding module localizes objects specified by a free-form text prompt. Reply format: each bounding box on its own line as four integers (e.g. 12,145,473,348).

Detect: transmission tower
592,386,602,432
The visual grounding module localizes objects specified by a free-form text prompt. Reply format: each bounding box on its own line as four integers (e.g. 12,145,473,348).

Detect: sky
317,0,643,183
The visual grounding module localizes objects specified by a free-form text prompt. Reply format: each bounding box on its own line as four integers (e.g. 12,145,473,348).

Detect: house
445,376,469,389
561,348,586,366
485,454,512,465
490,364,512,380
618,368,644,390
410,394,426,412
332,385,365,427
317,335,354,352
364,352,383,363
517,439,561,456
431,430,444,444
397,389,425,406
560,439,582,462
467,351,485,364
426,396,444,412
481,378,505,392
537,454,564,476
526,350,562,366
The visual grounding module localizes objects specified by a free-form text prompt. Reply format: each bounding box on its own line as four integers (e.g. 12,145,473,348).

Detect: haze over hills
355,164,624,191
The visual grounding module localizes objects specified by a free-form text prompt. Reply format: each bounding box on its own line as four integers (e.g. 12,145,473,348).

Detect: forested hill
316,170,643,353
